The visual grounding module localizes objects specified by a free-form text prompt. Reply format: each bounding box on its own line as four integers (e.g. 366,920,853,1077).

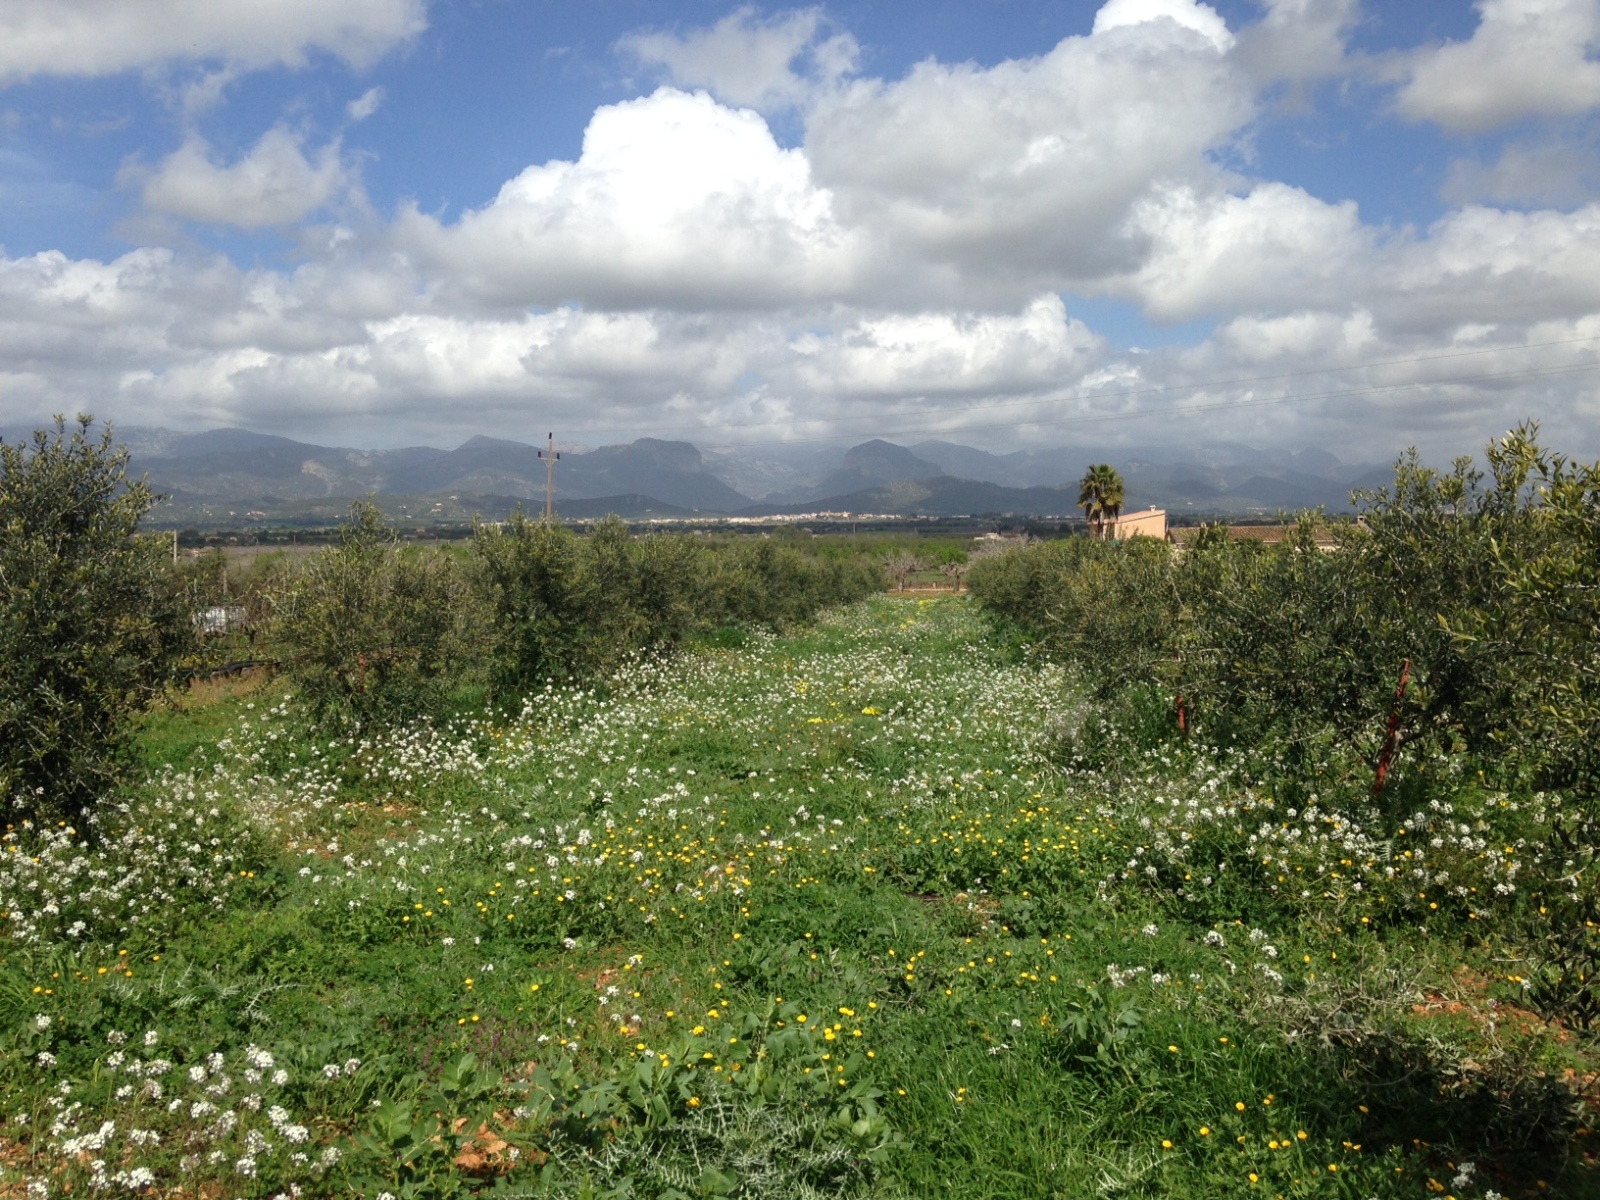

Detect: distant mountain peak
457,434,531,452
840,439,943,479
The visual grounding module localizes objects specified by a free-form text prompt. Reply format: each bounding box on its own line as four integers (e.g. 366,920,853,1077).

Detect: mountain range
1,423,1394,524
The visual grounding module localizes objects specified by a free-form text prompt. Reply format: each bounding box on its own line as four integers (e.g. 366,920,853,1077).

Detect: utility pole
538,432,560,523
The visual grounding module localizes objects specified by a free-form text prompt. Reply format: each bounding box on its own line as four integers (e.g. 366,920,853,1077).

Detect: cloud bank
3,0,1600,460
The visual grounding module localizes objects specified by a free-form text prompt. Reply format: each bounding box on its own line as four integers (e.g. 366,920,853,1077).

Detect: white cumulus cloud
125,128,350,229
1092,0,1235,52
1397,0,1600,131
0,0,426,84
1234,0,1360,87
396,88,865,310
618,6,858,110
789,296,1103,400
805,11,1252,298
1116,182,1372,322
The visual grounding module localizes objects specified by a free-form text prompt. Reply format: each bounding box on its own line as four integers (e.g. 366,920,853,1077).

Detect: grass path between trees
3,597,1593,1199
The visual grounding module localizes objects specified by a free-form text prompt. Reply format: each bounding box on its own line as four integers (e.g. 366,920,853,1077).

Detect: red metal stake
1372,658,1412,797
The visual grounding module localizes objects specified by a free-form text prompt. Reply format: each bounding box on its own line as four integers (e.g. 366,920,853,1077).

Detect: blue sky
2,0,1599,458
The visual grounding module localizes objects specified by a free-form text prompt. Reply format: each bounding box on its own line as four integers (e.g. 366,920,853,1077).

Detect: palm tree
1077,463,1125,539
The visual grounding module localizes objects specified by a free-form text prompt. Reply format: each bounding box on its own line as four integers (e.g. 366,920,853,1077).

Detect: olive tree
276,501,482,724
0,417,185,825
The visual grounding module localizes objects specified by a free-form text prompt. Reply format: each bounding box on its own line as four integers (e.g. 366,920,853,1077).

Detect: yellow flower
1161,1140,1173,1149
1199,1127,1210,1137
1235,1102,1246,1111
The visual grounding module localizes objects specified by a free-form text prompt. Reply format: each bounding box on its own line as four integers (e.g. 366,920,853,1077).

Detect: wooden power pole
538,432,560,523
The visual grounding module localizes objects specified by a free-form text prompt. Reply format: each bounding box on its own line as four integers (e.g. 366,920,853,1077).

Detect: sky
2,0,1600,460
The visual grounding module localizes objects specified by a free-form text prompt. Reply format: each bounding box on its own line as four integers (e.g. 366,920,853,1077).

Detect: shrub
709,538,884,627
473,516,884,701
966,535,1178,691
275,501,482,724
0,416,188,824
472,514,601,694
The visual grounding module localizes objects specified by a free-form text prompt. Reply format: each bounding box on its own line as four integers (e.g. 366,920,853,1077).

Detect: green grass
2,597,1594,1199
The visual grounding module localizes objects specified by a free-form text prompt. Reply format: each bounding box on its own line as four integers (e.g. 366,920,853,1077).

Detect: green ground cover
2,596,1593,1199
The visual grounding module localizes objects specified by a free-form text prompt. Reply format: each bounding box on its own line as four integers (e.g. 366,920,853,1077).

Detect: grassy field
3,596,1593,1199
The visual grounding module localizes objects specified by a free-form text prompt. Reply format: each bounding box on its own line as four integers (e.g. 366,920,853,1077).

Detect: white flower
36,1052,56,1068
188,1066,207,1083
271,1069,288,1086
343,1058,361,1076
33,1014,51,1031
143,1031,159,1047
322,1064,341,1079
320,1146,342,1167
235,1156,257,1178
1141,924,1159,937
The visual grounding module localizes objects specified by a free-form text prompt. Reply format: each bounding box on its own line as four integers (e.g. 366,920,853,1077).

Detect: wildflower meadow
3,590,1595,1199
